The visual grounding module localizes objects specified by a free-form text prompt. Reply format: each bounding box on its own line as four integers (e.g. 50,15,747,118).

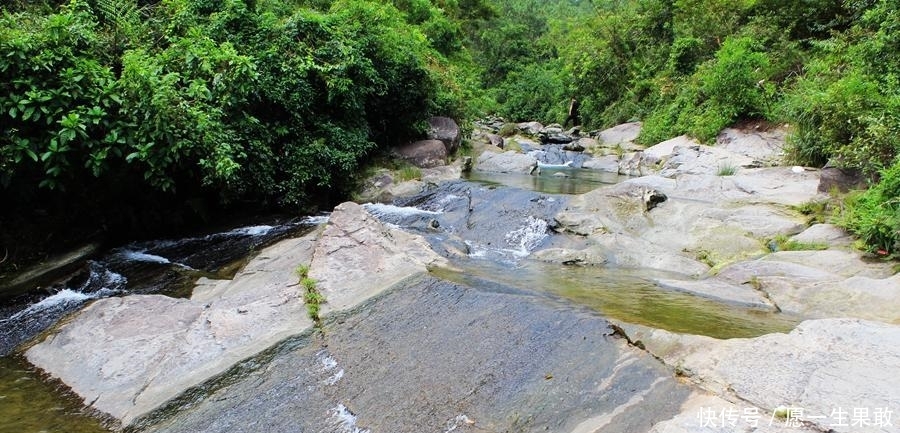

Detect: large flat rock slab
141,276,692,433
308,202,448,312
715,124,788,165
26,233,318,426
475,150,538,174
620,319,900,433
648,392,815,433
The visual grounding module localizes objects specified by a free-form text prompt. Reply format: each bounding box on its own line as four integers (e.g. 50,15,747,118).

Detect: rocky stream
1,120,899,433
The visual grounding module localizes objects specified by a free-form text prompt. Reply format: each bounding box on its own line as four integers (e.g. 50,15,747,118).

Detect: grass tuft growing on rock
498,123,519,137
766,234,828,252
296,264,325,326
716,161,737,176
396,164,422,182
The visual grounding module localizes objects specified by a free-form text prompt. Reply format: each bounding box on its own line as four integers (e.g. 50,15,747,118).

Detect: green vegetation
837,161,900,257
0,0,474,206
497,123,519,137
396,164,422,181
3,0,900,257
295,264,311,279
296,262,324,324
794,200,833,226
766,234,828,252
302,277,325,324
716,162,737,176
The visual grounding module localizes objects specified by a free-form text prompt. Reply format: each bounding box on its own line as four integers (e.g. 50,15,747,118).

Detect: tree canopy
3,0,900,257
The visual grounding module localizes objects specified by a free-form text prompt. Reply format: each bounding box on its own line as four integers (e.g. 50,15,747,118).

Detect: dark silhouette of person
564,97,580,127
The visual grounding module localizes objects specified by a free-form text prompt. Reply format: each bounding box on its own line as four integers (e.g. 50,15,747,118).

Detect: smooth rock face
427,116,461,153
649,392,815,433
715,125,787,165
475,150,538,174
818,166,866,193
142,277,692,433
789,223,852,246
654,278,774,309
393,139,448,168
657,144,758,178
26,234,318,426
643,135,699,164
583,154,621,172
620,318,900,433
0,243,101,302
517,121,544,136
530,247,608,265
308,202,448,312
597,122,641,146
686,319,900,433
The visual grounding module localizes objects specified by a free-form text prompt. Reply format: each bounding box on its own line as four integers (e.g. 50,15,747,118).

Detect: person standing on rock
564,97,580,127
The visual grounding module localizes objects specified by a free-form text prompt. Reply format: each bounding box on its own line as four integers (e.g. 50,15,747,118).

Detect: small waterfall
0,262,126,356
0,218,321,356
328,404,371,433
505,216,550,256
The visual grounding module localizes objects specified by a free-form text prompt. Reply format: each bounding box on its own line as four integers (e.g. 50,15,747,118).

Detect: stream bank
4,120,899,433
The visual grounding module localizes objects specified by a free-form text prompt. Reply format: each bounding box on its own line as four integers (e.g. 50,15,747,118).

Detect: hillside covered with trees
2,0,899,266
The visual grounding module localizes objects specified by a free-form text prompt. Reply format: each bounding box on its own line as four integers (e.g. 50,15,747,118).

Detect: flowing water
0,216,324,432
0,168,803,431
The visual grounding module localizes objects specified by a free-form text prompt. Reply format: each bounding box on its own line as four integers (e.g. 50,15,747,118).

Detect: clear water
0,168,803,430
0,356,111,433
432,260,800,339
0,219,322,432
464,167,625,195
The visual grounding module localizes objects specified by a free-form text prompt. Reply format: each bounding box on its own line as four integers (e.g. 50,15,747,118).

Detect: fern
92,0,148,46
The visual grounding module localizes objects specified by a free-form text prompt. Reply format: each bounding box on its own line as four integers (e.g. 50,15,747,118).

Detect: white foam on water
8,288,113,322
329,404,370,433
319,352,338,371
324,369,344,386
363,203,441,218
443,414,475,433
225,225,275,236
537,160,575,168
302,215,330,225
505,216,549,256
431,193,465,211
465,241,488,259
119,250,172,264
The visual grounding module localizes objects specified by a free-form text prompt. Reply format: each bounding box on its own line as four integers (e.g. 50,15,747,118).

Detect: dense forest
2,0,899,267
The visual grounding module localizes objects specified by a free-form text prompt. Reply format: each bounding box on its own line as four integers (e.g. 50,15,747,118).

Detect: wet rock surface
26,233,319,426
141,276,691,433
309,202,448,312
7,119,900,433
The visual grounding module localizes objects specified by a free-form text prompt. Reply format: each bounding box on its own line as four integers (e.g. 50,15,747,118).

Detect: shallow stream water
0,217,322,432
0,168,802,431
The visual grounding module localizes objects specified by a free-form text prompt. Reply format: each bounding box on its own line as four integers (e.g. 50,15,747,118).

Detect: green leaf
8,106,17,118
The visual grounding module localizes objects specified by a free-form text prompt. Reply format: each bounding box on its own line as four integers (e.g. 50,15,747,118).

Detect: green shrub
498,123,519,137
838,159,900,255
642,36,773,143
